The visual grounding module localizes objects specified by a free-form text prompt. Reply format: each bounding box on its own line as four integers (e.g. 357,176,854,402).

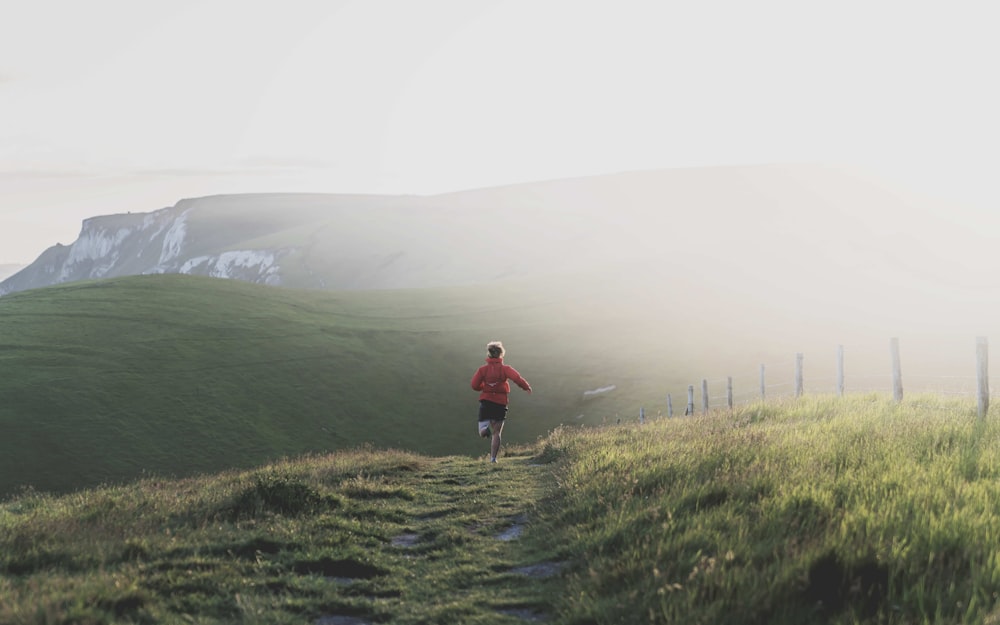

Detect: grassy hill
3,395,999,624
3,267,997,501
0,273,721,498
2,270,996,500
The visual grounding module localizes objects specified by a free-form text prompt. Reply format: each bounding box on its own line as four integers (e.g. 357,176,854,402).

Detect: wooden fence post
978,336,989,418
727,376,734,410
759,364,766,401
667,394,673,418
701,379,709,413
686,385,695,416
795,353,804,398
836,345,845,397
890,337,903,403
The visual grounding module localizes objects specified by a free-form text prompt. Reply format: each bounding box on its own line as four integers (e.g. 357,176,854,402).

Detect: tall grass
532,394,1000,624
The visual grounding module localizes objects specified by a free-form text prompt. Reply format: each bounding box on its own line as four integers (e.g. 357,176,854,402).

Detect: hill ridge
5,163,992,302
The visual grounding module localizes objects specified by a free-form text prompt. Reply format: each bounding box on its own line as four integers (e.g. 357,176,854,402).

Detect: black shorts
479,400,508,422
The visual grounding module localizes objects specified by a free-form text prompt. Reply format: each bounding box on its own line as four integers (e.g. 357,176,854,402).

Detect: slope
0,272,707,498
0,445,561,624
4,397,1000,624
4,242,999,500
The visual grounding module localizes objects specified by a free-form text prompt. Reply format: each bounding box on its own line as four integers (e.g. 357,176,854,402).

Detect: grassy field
0,444,562,624
4,394,1000,624
537,394,1000,624
0,273,714,498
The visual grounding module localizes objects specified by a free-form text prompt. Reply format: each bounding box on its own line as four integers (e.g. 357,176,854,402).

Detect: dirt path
314,451,566,624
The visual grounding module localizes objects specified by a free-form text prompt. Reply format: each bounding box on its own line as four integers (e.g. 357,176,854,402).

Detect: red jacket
470,357,531,406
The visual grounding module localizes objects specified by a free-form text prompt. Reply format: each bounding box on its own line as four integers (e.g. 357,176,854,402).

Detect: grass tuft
226,472,337,520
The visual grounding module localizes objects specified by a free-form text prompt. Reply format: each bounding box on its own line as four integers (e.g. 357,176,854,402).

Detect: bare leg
490,419,505,461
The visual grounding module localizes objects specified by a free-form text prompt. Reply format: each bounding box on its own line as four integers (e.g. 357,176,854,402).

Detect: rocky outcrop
0,186,576,295
0,203,294,295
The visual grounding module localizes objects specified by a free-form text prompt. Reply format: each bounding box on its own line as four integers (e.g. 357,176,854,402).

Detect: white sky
1,0,998,263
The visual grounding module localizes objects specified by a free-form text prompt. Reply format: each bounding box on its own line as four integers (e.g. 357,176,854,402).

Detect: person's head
487,341,505,359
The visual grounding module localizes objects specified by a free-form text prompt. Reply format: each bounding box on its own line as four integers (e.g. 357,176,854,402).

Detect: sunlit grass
0,445,557,624
5,395,1000,623
532,394,1000,624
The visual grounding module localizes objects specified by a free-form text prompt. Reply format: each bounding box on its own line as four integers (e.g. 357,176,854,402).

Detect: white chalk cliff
1,201,296,295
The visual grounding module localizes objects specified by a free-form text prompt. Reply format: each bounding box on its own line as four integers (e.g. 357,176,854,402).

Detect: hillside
3,253,999,500
0,273,708,498
4,396,1000,624
0,444,562,624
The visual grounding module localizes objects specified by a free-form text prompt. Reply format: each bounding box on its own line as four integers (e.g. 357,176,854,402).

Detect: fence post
795,353,804,398
686,385,695,415
727,376,734,410
836,345,845,397
978,336,989,419
640,407,645,424
701,379,709,413
890,337,903,403
667,394,673,418
760,364,766,401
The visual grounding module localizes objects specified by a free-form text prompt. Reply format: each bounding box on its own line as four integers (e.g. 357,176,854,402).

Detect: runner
470,341,532,463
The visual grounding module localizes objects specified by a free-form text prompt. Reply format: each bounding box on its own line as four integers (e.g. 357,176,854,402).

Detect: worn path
314,448,567,625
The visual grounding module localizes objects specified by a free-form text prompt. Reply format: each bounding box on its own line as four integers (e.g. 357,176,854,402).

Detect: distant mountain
1,188,591,295
2,165,994,333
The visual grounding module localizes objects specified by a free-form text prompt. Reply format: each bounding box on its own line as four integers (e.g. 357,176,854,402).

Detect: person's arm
470,368,484,391
505,366,532,393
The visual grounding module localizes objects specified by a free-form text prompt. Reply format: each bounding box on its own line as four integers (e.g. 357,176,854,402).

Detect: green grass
0,274,704,498
5,395,1000,624
0,444,560,624
536,394,1000,624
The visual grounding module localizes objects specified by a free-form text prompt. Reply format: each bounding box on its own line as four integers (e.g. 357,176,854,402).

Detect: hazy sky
1,0,998,264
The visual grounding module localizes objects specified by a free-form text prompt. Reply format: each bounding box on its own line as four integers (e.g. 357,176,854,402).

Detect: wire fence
657,336,993,419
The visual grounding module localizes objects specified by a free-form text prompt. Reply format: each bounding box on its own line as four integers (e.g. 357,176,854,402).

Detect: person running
470,341,532,463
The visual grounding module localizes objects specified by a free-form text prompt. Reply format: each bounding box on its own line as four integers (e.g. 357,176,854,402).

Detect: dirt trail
315,452,566,624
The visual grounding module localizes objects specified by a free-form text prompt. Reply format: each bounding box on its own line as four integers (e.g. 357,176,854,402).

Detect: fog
448,164,1000,400
2,1,999,268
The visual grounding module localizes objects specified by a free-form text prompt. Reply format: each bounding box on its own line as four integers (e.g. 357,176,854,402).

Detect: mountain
5,164,994,311
0,185,602,295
